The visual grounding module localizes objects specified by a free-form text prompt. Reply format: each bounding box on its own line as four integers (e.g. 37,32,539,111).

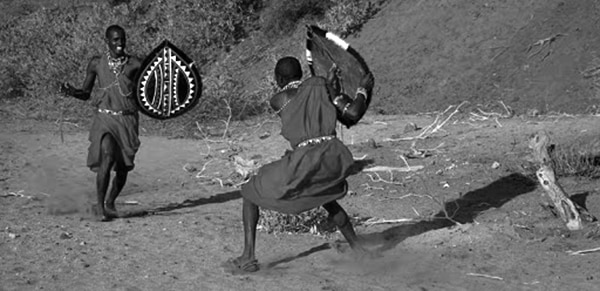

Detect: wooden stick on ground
363,165,424,173
361,217,414,226
528,131,582,230
567,246,600,255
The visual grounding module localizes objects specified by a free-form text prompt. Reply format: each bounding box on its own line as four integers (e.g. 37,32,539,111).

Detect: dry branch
384,101,468,142
365,172,404,185
566,246,600,255
221,99,233,139
529,131,582,230
399,141,445,159
363,165,424,173
361,217,414,226
194,160,213,178
582,65,600,79
466,273,504,281
527,33,566,60
1,190,35,200
469,101,514,126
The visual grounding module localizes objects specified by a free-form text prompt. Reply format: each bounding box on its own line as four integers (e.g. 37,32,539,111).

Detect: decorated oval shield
305,25,374,108
136,40,202,119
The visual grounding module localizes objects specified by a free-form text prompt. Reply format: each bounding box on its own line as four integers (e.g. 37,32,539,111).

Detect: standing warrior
224,56,375,273
60,25,142,221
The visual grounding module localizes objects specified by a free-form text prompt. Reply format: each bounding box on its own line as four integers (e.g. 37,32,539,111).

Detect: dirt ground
2,0,600,290
2,111,600,291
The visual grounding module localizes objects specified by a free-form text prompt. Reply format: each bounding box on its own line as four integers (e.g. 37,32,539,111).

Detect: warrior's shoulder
302,76,327,86
89,55,102,64
86,55,102,70
269,90,289,111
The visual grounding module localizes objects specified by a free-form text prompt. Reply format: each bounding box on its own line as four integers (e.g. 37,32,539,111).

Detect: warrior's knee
324,203,350,227
331,211,350,228
100,134,117,156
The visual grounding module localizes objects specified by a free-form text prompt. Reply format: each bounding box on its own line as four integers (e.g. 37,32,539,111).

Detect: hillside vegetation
0,0,385,134
2,0,600,134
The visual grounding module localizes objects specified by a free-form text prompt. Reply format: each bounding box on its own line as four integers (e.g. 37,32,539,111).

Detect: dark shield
136,40,202,119
305,25,374,108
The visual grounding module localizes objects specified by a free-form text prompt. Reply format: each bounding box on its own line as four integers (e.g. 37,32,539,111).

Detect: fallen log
529,131,582,230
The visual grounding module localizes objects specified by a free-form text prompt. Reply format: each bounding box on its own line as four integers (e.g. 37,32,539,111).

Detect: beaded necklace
280,80,302,92
274,80,302,114
106,51,128,75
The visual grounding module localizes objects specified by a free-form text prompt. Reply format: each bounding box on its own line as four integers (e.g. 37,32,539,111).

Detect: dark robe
241,76,354,214
87,54,140,172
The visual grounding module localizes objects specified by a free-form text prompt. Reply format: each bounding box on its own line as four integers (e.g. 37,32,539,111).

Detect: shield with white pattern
136,40,202,119
305,25,374,108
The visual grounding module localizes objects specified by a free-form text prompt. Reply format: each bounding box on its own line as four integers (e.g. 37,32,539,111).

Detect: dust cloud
30,154,93,216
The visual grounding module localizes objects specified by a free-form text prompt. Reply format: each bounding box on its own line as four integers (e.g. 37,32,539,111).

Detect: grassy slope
350,0,600,114
229,0,600,115
3,0,600,125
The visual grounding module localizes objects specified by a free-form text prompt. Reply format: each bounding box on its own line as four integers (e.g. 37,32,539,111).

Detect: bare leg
96,134,118,221
224,198,260,274
322,201,365,250
323,200,383,260
105,170,127,218
240,198,259,261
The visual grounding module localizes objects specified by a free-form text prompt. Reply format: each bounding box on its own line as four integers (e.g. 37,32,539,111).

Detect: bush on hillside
261,0,332,39
318,0,388,38
262,0,389,39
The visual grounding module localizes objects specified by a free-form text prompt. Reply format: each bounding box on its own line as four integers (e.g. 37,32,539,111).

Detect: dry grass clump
258,208,332,235
551,137,600,178
257,207,371,236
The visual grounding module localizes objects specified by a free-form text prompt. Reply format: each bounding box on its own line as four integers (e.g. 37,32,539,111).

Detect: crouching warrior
224,56,375,274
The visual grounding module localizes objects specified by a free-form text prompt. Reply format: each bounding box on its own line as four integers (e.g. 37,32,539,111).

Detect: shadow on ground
262,173,537,267
360,173,537,252
118,190,242,218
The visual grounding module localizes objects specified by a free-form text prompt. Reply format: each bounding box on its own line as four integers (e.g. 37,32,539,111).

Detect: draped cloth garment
87,54,140,172
241,77,354,214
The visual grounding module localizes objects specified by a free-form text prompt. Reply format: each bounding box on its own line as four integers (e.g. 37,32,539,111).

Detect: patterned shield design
305,25,374,108
136,40,202,119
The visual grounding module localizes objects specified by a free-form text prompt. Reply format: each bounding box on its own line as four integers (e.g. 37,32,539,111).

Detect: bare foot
89,204,117,222
103,207,119,221
105,203,117,213
222,257,259,275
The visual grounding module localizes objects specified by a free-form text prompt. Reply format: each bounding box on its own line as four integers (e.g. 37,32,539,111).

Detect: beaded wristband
356,87,367,97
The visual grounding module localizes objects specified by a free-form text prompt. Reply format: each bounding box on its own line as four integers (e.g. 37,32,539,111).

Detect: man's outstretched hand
59,82,75,96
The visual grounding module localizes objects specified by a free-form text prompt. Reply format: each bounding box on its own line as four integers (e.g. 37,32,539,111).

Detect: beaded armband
356,87,368,101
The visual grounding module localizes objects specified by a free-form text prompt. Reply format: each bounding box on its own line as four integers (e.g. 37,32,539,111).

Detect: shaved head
105,25,125,39
275,57,302,87
105,25,127,57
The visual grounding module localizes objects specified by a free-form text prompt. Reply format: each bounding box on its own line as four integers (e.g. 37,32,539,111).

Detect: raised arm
332,72,374,127
60,56,99,101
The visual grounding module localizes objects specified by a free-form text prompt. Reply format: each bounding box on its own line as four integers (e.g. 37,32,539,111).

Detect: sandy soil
2,111,600,291
2,1,600,290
